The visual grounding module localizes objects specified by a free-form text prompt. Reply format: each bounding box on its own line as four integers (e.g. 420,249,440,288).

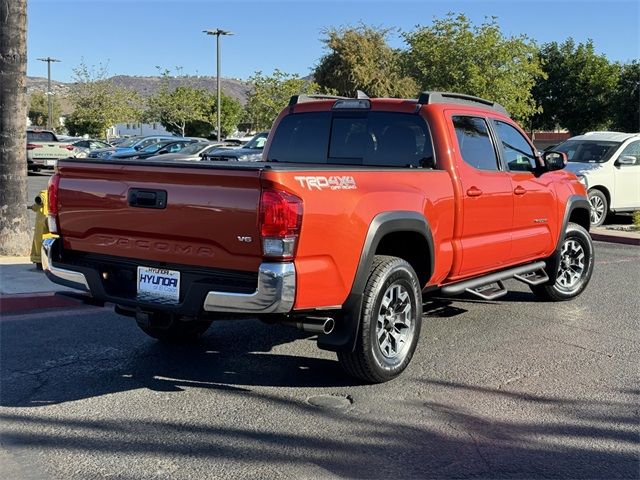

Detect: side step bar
440,261,548,300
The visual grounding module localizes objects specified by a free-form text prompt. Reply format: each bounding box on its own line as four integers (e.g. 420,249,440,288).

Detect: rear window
267,111,434,168
27,131,56,142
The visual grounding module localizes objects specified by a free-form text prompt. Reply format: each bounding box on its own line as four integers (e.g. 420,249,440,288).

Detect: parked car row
27,129,270,170
203,131,269,162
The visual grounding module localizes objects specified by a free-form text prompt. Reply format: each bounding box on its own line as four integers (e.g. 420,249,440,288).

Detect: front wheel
337,255,422,383
531,222,594,301
588,189,608,227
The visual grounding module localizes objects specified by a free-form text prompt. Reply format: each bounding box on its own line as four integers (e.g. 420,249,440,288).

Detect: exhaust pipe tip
286,316,336,335
322,318,335,335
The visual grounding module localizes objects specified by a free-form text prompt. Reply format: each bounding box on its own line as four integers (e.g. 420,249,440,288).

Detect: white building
107,122,172,139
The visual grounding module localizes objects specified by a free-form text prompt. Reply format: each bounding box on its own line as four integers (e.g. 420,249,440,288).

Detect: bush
633,211,640,228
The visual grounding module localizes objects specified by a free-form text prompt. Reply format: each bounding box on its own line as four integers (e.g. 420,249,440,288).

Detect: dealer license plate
137,266,180,302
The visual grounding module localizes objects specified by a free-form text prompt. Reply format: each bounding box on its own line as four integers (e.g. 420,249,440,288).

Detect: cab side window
495,121,537,172
452,116,499,171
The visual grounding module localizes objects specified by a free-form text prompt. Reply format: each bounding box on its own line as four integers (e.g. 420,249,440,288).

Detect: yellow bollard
29,189,55,268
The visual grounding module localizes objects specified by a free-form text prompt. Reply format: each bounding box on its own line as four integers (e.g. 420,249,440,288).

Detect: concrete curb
0,292,84,315
590,230,640,246
0,256,31,265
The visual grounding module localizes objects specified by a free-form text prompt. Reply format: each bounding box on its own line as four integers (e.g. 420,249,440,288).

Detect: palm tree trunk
0,0,31,255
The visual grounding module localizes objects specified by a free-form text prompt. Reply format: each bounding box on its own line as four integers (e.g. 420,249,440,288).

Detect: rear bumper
42,237,295,315
203,263,295,314
42,238,90,291
29,158,58,168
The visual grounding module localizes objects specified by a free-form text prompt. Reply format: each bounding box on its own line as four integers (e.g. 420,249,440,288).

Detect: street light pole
37,57,61,129
203,29,233,141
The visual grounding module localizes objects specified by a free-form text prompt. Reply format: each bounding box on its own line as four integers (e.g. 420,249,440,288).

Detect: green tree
532,39,619,134
245,70,322,131
145,70,210,137
67,62,142,137
182,93,244,138
314,25,417,98
28,90,62,129
402,13,544,123
610,61,639,132
200,91,244,138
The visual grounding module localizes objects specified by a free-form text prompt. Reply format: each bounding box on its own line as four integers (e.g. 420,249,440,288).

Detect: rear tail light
47,173,61,234
59,144,75,150
26,143,43,150
259,188,303,259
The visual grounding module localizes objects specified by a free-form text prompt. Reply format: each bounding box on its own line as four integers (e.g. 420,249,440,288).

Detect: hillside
26,75,251,115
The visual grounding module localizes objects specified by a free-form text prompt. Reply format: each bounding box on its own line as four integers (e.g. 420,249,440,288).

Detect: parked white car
555,132,640,226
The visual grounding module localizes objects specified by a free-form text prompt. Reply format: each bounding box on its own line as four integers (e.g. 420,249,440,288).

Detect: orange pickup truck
43,92,593,382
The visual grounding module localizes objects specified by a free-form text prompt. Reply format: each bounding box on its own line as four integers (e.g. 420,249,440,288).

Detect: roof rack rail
418,91,509,116
289,94,349,106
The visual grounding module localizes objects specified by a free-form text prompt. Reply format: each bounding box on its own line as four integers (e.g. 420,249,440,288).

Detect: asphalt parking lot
1,236,638,479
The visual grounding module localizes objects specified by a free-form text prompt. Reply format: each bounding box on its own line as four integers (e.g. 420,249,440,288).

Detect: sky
28,0,640,83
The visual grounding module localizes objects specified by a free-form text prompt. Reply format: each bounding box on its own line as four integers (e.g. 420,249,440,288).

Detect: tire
136,313,212,343
588,189,608,227
530,222,594,301
337,255,422,383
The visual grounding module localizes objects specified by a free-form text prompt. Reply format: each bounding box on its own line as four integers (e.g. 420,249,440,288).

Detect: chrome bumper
203,262,295,314
42,237,90,291
43,237,295,314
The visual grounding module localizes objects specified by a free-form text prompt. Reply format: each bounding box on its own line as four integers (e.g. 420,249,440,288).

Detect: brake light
47,173,61,233
59,144,75,150
259,188,303,259
26,143,43,150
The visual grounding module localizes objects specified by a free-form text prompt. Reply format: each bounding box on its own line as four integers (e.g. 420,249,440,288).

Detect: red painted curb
0,293,83,315
590,232,640,246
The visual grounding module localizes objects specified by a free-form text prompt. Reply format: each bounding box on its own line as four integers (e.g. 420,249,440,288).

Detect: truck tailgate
56,161,263,272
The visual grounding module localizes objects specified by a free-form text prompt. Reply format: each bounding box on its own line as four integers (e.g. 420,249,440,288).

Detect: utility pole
37,57,61,129
203,29,233,141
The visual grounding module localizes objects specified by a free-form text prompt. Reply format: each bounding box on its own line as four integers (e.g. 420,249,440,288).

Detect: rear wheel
337,255,422,383
588,189,608,227
136,313,212,343
531,222,594,301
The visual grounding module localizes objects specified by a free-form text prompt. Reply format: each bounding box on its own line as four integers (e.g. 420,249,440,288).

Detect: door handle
514,186,526,195
128,188,167,209
466,187,483,197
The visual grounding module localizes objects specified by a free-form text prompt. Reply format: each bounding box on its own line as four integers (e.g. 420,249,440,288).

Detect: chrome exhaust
286,316,335,335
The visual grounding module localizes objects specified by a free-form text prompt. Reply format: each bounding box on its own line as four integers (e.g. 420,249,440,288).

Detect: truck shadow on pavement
0,312,359,408
0,291,541,408
0,381,636,479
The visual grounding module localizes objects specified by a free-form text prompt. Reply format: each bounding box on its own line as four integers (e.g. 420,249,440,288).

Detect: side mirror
158,149,168,155
134,145,141,151
542,151,567,171
616,155,636,166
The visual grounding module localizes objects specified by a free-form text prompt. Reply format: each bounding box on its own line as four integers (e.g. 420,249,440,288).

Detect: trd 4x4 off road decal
294,175,357,191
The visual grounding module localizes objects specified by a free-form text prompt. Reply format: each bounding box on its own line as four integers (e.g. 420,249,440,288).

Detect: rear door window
452,116,499,171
